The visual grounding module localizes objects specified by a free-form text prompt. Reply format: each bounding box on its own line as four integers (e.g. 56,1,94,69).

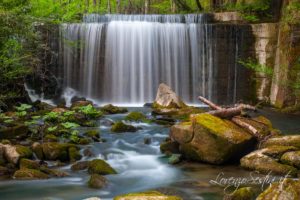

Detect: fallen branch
198,96,222,110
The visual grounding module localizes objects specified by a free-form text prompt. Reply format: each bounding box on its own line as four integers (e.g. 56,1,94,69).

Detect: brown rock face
153,83,186,109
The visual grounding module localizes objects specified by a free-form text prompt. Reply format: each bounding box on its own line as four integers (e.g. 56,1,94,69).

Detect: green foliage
47,126,58,132
43,112,60,122
61,122,80,129
239,59,273,77
70,130,80,143
282,0,300,25
63,111,75,117
16,111,27,117
15,104,32,111
78,105,103,118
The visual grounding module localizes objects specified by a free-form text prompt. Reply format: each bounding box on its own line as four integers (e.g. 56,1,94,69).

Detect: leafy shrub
239,59,273,77
61,122,80,129
15,104,32,111
78,105,103,118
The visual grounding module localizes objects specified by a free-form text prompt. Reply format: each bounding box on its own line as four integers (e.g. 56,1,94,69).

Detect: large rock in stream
168,113,256,164
114,191,182,200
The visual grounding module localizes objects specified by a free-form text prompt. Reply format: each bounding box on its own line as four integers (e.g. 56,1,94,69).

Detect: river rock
39,166,69,177
240,149,298,177
160,141,180,154
153,83,186,109
41,142,77,162
261,135,300,149
113,191,182,200
19,158,40,169
13,168,49,180
68,146,82,162
257,179,300,200
170,114,255,164
88,174,107,189
88,159,117,175
101,104,128,114
1,144,32,165
223,187,255,200
0,124,28,139
280,151,300,169
71,100,93,109
111,121,137,133
32,142,44,160
71,161,89,171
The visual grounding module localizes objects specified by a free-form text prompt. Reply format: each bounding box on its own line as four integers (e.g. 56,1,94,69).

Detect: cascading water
60,14,244,105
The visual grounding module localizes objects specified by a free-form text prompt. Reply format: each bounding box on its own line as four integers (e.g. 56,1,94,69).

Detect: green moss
224,187,255,200
44,134,58,142
13,168,49,180
15,145,33,159
101,104,128,114
78,138,91,145
114,191,182,200
88,159,117,175
125,112,147,122
88,174,107,189
42,142,76,162
68,147,82,162
84,130,100,138
19,158,40,169
111,121,137,133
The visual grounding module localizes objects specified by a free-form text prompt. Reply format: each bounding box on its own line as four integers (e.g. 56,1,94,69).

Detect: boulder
111,121,137,133
32,142,44,160
71,100,93,109
0,166,9,177
170,114,255,164
160,141,180,154
68,147,82,162
101,104,128,114
88,174,107,189
281,151,300,169
261,135,300,149
41,142,76,162
257,179,300,200
0,124,28,139
260,145,297,159
240,149,298,177
153,83,186,109
1,144,32,164
71,161,89,171
88,159,117,175
114,191,182,200
13,168,49,180
223,187,255,200
19,158,40,169
84,130,100,138
39,166,69,177
125,112,147,122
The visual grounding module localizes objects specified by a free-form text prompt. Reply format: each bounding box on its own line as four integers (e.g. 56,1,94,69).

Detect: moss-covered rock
280,151,300,169
168,154,182,165
0,124,28,139
170,114,255,164
240,149,298,177
261,135,300,149
40,166,69,177
88,159,117,175
78,138,91,145
71,100,93,109
84,130,100,138
71,161,89,171
261,145,297,159
160,141,180,154
114,191,182,200
68,147,82,162
0,166,9,177
32,142,44,160
125,112,147,122
224,187,255,200
257,179,300,200
111,121,137,133
41,142,76,162
44,134,58,142
1,144,32,164
19,158,40,169
13,168,49,180
101,104,128,114
88,174,107,189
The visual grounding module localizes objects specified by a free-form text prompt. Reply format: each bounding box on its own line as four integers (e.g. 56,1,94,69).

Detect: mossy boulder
257,179,300,200
88,159,117,175
1,144,32,164
19,158,40,169
101,104,128,114
32,142,44,160
71,161,89,171
240,149,298,177
41,142,76,162
0,124,28,139
160,141,180,154
281,151,300,169
260,145,297,159
111,121,137,133
125,112,147,122
71,100,93,109
13,168,49,180
88,174,107,189
39,166,69,177
170,114,255,164
84,130,100,138
44,134,58,142
78,138,91,145
261,135,300,149
168,154,182,165
224,187,255,200
68,146,82,162
114,191,182,200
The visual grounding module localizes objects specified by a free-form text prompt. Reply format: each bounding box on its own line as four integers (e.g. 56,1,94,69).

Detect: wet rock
1,144,33,164
144,137,151,145
240,149,298,177
78,138,91,145
171,114,255,164
0,145,6,166
160,141,180,154
261,135,300,149
153,83,186,109
40,166,69,177
68,146,82,162
0,166,9,177
223,187,255,200
168,154,182,165
32,142,44,160
83,198,101,200
84,130,100,138
44,134,58,142
281,151,300,169
113,191,182,200
33,101,54,111
101,104,128,114
88,159,117,175
257,179,300,200
51,107,68,113
19,158,40,169
13,168,49,180
0,124,28,139
88,174,107,189
125,112,147,122
260,145,297,159
111,121,137,133
71,100,93,109
83,148,94,157
100,118,114,126
41,142,76,162
71,161,89,171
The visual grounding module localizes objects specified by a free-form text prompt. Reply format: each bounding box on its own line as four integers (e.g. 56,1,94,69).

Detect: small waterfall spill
60,14,242,105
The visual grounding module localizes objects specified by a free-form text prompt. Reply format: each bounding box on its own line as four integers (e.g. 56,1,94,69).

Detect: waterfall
60,14,242,105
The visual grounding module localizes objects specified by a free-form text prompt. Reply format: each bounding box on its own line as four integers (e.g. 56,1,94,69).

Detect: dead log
208,107,243,118
231,116,262,139
198,96,222,110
